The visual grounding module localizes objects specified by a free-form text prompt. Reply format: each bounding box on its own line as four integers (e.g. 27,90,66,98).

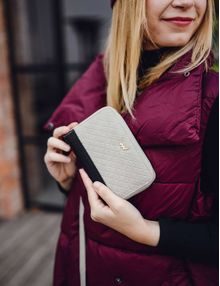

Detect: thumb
93,181,122,208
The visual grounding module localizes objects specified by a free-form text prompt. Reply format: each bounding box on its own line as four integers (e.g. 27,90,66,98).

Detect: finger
47,137,71,152
79,169,114,223
53,126,71,139
79,169,105,209
61,122,78,155
79,169,97,200
45,152,71,163
93,181,123,210
69,151,77,160
79,168,93,189
68,122,78,129
52,122,78,139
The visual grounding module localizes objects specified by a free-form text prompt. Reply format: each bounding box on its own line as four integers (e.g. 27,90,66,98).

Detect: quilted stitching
75,107,156,199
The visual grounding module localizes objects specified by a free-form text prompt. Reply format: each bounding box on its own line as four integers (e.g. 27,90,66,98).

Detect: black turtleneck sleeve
158,97,219,265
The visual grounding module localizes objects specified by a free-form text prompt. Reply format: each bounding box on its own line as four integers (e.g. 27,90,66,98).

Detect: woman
44,0,218,285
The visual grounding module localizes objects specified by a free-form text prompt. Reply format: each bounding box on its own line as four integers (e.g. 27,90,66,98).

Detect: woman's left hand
79,168,160,246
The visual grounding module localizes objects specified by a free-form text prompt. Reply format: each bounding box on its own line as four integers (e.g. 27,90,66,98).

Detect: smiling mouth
163,17,194,26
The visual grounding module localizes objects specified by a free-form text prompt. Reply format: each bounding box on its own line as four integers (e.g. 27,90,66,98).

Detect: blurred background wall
0,0,24,218
0,0,112,218
0,0,219,219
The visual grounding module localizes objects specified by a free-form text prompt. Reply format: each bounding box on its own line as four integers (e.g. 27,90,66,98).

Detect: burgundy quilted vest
44,51,218,286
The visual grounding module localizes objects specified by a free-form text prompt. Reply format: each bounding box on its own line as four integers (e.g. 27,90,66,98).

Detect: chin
164,35,192,47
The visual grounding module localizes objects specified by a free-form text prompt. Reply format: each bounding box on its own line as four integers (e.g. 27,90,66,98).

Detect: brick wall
0,0,24,219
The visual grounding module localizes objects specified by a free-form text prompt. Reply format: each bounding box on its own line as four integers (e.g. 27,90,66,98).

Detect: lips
163,17,194,26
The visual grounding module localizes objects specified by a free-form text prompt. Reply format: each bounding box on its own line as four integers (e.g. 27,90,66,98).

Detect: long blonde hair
104,0,215,117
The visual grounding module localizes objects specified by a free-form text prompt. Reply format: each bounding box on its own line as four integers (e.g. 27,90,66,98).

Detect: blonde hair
104,0,215,118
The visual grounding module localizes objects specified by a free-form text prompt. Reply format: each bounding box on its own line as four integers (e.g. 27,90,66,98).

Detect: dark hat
111,0,117,8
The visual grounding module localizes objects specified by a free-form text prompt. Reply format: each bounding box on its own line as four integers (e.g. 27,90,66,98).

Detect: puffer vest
44,51,218,286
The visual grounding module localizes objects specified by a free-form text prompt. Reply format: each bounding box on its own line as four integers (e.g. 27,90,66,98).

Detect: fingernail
65,145,70,151
93,181,101,188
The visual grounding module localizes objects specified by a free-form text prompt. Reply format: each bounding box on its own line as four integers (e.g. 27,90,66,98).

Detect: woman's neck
138,47,170,79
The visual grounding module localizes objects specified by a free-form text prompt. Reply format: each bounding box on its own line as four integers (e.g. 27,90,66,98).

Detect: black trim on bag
62,129,106,185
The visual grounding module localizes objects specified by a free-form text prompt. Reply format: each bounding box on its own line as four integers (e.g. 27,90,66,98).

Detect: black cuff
157,218,180,257
158,218,218,264
56,181,69,197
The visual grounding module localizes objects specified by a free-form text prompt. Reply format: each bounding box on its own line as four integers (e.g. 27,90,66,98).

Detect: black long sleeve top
140,49,218,265
57,49,219,265
158,96,218,265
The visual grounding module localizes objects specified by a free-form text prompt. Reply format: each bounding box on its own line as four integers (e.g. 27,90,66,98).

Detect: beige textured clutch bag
63,106,156,199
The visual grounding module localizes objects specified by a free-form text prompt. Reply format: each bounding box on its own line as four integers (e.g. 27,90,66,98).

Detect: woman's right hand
44,122,78,191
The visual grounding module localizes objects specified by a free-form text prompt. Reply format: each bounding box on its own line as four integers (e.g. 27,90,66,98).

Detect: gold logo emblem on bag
119,143,129,151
